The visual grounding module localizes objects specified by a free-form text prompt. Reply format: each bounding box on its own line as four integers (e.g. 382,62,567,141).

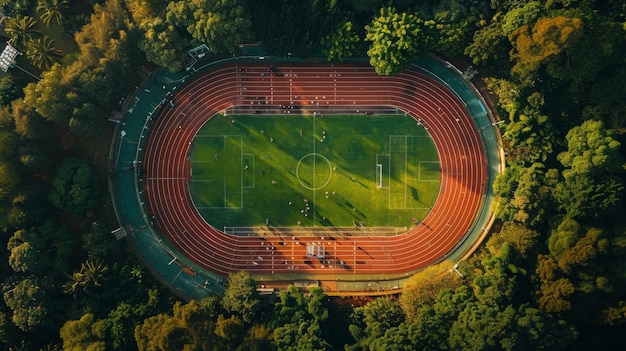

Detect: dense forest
0,0,624,350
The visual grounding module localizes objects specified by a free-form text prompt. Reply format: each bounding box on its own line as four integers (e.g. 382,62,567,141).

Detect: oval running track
142,62,487,288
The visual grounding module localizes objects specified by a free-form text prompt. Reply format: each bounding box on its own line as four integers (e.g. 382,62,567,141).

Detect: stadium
109,55,502,299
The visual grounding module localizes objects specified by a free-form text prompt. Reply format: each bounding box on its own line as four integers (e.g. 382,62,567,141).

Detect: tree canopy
509,16,584,78
321,21,361,63
365,7,429,75
1,1,626,350
47,157,100,217
166,0,253,54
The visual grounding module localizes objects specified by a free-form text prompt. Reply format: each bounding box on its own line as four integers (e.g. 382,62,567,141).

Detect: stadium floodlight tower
0,42,41,80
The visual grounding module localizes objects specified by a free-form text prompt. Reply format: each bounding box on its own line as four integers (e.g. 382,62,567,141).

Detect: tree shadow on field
410,186,419,202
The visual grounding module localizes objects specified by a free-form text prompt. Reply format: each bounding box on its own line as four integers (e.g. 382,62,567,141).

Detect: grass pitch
189,113,440,230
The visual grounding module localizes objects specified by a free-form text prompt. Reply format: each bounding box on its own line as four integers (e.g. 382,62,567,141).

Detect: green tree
69,101,108,137
145,316,189,351
0,0,30,17
108,289,160,350
490,0,535,12
428,0,474,57
509,16,584,79
557,119,623,177
483,77,521,120
359,296,404,342
63,0,140,136
250,0,338,57
0,77,24,105
125,0,169,26
59,313,107,351
3,277,51,332
514,304,576,350
493,163,553,225
0,100,51,227
537,216,626,345
273,315,329,351
500,106,556,165
472,250,520,307
552,171,623,220
36,0,72,27
240,324,272,351
134,313,170,351
74,0,137,61
221,270,261,324
214,314,244,342
399,260,463,320
586,63,626,129
365,7,429,76
49,221,75,273
0,131,17,161
0,144,20,205
192,0,253,54
432,285,474,324
138,18,187,73
449,302,518,351
47,157,100,217
548,218,609,272
321,20,361,63
11,98,55,144
464,15,511,70
535,254,575,313
272,285,307,326
449,300,575,351
492,222,541,260
23,65,76,126
543,12,625,86
166,0,253,54
83,221,121,260
501,1,544,36
4,177,49,227
26,36,64,70
63,259,110,296
13,218,76,274
18,143,52,172
368,320,430,351
449,230,576,351
177,298,228,350
3,15,41,50
0,309,23,349
306,287,329,322
348,286,473,351
552,120,624,219
7,228,48,274
135,299,225,351
272,286,332,351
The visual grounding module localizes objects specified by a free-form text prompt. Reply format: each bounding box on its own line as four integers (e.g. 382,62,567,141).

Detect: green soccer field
188,113,440,230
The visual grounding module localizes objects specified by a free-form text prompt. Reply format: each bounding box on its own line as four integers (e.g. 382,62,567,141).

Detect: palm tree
79,259,109,289
63,259,109,296
3,15,41,50
37,0,72,27
26,36,64,70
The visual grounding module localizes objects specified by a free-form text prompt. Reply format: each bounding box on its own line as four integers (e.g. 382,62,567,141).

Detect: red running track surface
143,63,486,281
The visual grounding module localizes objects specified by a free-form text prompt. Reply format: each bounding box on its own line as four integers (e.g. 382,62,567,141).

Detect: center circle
295,153,333,190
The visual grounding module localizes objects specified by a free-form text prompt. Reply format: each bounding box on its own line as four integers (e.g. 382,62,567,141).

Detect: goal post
376,163,383,188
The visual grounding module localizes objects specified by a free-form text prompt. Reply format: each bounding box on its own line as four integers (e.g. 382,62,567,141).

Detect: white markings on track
148,177,186,180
